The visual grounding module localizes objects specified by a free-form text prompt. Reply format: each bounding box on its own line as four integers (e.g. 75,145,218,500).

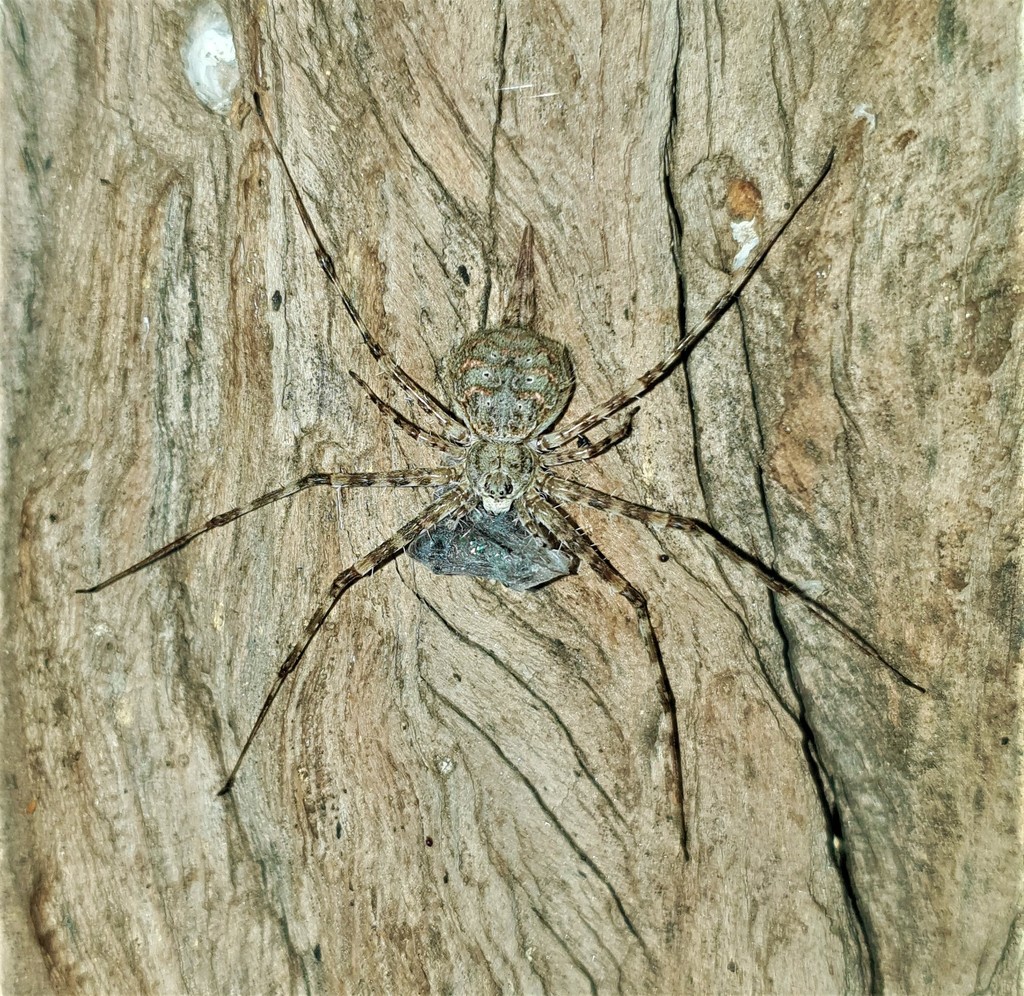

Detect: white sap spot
852,103,877,133
730,218,760,271
796,579,825,598
115,694,136,728
437,756,456,776
181,3,240,116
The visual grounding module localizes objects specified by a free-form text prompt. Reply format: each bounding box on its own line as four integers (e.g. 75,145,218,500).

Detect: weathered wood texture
3,0,1021,992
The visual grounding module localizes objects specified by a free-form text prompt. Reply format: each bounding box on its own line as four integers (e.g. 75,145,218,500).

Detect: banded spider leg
523,494,689,855
250,92,470,444
77,470,470,791
80,90,923,846
537,477,926,693
522,471,926,855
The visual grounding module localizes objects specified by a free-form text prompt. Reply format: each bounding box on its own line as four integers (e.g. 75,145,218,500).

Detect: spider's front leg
77,467,468,791
217,486,472,795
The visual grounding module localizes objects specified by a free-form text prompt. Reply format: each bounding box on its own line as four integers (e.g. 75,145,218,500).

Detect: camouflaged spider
78,95,923,851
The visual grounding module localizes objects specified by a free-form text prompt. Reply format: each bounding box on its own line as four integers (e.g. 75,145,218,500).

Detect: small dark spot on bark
48,512,58,523
443,872,449,884
313,943,321,962
1001,736,1010,745
335,820,342,838
271,290,283,311
659,553,669,563
457,264,470,285
425,836,433,847
728,961,737,972
896,129,919,150
99,177,111,186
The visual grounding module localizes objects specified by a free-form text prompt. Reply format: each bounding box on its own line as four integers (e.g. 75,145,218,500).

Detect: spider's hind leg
524,494,689,857
541,474,926,692
251,92,470,444
348,370,464,454
218,487,471,795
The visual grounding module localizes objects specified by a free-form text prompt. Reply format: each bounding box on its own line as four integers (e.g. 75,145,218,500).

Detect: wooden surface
3,0,1021,992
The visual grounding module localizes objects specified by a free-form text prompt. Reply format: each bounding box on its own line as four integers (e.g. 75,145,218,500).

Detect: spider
78,94,923,852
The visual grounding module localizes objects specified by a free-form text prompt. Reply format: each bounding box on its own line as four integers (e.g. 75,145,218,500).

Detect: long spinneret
78,92,922,850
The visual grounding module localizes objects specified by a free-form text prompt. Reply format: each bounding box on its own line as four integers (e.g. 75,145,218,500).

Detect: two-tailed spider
79,95,923,852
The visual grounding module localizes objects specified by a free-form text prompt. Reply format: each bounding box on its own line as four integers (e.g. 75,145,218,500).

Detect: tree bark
3,0,1020,992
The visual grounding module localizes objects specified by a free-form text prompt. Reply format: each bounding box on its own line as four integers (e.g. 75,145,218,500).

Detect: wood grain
3,0,1020,992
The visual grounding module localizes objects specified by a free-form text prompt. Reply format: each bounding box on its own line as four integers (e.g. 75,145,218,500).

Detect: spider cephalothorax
462,442,538,513
78,95,924,854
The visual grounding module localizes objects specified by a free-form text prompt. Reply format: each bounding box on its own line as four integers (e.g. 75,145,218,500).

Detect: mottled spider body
443,232,575,516
78,95,923,851
449,327,573,444
403,228,579,571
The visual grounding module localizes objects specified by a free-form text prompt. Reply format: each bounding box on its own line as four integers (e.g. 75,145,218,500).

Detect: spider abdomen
448,328,572,441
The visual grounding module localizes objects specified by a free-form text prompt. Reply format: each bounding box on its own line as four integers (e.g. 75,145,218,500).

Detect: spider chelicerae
79,95,923,851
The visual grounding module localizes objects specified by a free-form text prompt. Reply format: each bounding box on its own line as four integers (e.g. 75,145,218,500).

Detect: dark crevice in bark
976,907,1024,993
768,604,880,994
410,587,629,832
739,280,881,990
427,681,646,954
480,8,508,333
530,903,601,995
659,14,709,516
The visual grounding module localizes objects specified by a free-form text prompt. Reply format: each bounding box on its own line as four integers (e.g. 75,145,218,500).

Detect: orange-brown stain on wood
726,177,763,221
